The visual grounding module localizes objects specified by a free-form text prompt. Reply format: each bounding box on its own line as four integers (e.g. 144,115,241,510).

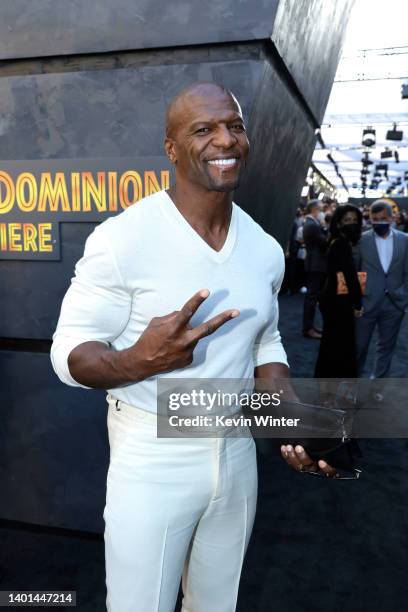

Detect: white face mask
317,211,325,223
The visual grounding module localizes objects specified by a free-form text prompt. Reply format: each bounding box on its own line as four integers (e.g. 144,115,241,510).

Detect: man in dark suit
302,199,328,339
356,200,408,378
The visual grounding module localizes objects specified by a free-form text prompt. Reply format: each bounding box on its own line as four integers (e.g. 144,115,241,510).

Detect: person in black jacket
302,200,328,338
314,204,364,378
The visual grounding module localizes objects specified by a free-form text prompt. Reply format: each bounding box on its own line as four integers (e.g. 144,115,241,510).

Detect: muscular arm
67,340,147,389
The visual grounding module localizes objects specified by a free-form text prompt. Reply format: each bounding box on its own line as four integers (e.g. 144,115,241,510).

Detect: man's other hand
280,444,339,478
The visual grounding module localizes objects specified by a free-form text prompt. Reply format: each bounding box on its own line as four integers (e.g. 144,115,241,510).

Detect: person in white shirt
356,200,408,378
51,81,338,612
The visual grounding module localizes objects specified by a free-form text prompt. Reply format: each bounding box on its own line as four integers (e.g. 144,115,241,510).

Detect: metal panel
0,0,279,60
0,62,261,160
0,351,108,532
271,0,354,124
236,60,316,249
0,223,95,339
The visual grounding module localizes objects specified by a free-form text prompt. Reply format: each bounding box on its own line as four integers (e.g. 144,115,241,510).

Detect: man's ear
164,138,177,164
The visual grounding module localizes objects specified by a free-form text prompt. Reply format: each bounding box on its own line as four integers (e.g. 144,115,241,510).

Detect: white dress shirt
374,228,394,274
51,190,288,412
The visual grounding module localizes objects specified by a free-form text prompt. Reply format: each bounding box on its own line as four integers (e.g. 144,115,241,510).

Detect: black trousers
302,271,326,332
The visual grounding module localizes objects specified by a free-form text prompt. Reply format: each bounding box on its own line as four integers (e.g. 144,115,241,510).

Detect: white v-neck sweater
51,190,288,412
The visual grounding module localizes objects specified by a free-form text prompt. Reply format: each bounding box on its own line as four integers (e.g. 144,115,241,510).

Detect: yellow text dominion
0,169,170,214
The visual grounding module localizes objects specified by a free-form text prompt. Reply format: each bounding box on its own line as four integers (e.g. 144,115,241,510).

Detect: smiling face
164,83,249,193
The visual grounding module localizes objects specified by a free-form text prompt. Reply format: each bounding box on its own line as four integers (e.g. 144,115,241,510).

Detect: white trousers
103,394,258,612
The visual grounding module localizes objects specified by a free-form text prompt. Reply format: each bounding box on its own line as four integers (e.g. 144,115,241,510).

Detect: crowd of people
283,197,408,379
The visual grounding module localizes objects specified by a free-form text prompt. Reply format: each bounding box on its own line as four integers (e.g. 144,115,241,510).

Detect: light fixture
381,148,393,159
362,127,376,147
394,150,400,163
386,123,403,141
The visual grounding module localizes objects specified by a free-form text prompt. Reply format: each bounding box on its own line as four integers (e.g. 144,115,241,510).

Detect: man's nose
212,125,237,148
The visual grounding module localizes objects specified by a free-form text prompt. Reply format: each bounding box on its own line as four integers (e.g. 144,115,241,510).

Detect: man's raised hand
127,289,239,379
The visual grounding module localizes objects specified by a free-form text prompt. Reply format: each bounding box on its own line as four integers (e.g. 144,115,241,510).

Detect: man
51,82,337,612
356,200,408,378
302,199,328,339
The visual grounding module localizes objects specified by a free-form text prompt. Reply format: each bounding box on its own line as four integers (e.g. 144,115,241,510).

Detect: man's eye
196,127,210,134
231,124,245,131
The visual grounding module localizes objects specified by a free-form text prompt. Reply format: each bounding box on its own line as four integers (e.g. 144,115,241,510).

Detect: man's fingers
176,289,210,327
294,445,319,472
281,445,324,474
318,460,339,478
189,309,240,342
281,445,310,472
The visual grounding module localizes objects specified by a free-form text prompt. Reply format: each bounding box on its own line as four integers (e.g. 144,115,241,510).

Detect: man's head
164,82,249,193
306,200,321,218
370,200,393,237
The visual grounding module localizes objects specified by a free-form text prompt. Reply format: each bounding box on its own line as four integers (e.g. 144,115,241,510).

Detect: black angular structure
0,0,354,532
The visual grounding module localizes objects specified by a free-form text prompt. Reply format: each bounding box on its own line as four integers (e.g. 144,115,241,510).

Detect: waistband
106,393,252,439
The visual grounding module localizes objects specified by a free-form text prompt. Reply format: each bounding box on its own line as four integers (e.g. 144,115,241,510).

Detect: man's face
165,89,249,192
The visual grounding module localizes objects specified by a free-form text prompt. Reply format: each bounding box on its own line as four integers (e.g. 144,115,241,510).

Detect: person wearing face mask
314,204,363,378
355,200,408,378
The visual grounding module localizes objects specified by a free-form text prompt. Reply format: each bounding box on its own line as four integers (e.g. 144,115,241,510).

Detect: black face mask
340,223,360,244
373,222,390,237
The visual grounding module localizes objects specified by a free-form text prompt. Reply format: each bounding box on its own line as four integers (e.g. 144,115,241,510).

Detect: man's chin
208,178,240,193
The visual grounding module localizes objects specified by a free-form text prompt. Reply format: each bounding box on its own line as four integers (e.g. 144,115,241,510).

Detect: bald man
51,82,337,612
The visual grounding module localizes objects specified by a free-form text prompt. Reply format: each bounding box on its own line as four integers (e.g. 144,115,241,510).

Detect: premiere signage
0,157,174,260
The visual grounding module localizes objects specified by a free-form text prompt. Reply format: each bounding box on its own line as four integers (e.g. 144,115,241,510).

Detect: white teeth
208,158,238,167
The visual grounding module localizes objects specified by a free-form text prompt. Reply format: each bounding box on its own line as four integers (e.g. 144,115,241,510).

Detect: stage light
362,127,376,147
376,163,388,172
386,123,403,141
381,149,393,159
374,171,381,178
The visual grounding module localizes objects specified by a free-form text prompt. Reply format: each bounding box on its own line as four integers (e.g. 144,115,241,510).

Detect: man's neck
167,182,233,231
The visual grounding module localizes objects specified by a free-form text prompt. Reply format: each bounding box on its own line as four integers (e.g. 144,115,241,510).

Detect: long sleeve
50,225,132,387
253,251,288,368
